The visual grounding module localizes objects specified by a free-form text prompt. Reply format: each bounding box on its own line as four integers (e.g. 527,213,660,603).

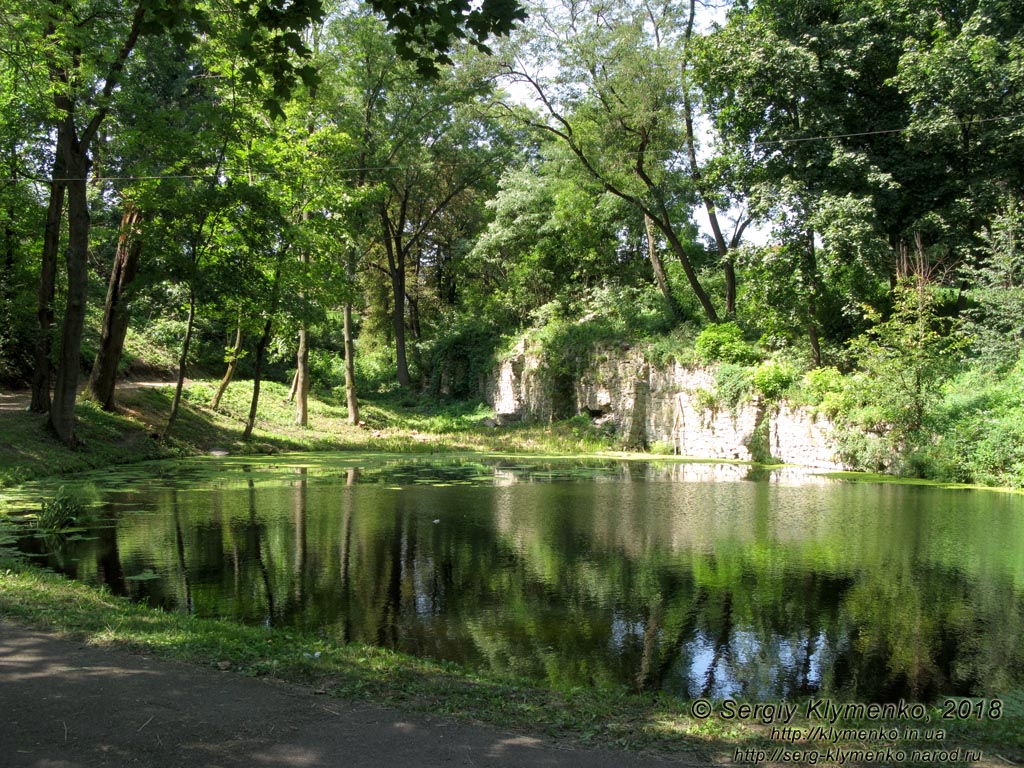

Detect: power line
750,111,1024,148
4,111,1023,185
2,164,421,185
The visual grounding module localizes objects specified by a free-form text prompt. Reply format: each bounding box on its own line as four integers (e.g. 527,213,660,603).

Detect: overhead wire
3,110,1023,185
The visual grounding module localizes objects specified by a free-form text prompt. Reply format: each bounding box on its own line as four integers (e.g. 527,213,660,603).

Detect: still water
13,454,1024,702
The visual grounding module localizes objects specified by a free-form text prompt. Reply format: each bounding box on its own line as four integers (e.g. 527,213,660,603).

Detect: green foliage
799,366,849,419
692,387,719,416
751,360,797,402
0,269,37,384
713,364,753,412
364,0,526,76
744,412,776,465
923,361,1024,487
847,279,960,444
353,336,400,395
526,285,668,381
644,325,699,368
425,316,500,400
822,276,964,474
647,439,675,455
38,486,84,531
468,164,658,330
962,195,1024,369
694,322,758,366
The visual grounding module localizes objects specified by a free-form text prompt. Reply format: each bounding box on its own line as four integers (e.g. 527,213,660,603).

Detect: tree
12,0,321,444
962,195,1024,368
468,151,655,326
325,9,513,388
0,42,48,385
845,239,961,467
18,0,529,443
499,0,720,322
700,0,1024,361
85,30,221,410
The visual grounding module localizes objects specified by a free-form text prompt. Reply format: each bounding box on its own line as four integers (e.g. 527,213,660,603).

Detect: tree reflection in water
24,457,1024,702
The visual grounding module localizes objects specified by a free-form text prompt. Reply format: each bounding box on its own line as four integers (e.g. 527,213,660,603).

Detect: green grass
2,379,1022,763
0,378,625,487
0,566,1017,764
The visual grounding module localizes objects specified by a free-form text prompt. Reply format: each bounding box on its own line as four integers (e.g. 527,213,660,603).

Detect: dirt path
0,380,175,413
0,623,703,768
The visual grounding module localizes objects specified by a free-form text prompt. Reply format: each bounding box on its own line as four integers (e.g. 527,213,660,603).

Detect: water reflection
15,456,1024,703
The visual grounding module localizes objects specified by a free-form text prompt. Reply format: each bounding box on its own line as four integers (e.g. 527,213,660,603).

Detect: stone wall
486,344,845,471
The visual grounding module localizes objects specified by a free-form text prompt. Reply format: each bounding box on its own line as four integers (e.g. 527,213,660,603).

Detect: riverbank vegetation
3,2,1024,759
0,566,1019,762
0,378,620,487
2,0,1024,486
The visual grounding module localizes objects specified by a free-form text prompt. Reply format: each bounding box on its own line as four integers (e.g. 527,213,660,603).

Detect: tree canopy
2,0,1024,483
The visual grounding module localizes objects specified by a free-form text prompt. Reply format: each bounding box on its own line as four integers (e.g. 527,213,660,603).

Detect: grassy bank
0,566,1019,765
0,378,618,487
2,379,1022,764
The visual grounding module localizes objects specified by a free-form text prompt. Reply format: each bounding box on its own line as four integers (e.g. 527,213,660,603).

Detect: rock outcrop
486,343,844,470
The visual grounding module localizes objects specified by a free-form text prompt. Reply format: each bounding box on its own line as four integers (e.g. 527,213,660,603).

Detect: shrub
693,387,719,414
752,361,797,402
694,322,758,365
802,366,844,403
309,348,347,392
426,317,501,400
714,364,753,411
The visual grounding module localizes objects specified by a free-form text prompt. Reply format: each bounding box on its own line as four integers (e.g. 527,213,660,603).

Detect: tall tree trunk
295,219,310,425
681,0,740,317
657,217,719,323
804,230,822,368
211,313,243,411
244,263,283,439
381,209,410,387
287,368,298,402
392,268,409,387
49,139,91,446
243,315,274,440
165,288,196,436
343,300,359,425
43,3,145,443
295,324,309,426
644,214,681,321
681,0,733,318
88,203,143,410
30,154,66,413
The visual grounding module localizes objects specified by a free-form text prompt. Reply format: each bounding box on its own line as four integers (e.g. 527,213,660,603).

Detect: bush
693,387,719,414
714,364,753,411
796,366,851,419
308,348,347,392
694,322,758,365
752,361,797,402
924,362,1024,486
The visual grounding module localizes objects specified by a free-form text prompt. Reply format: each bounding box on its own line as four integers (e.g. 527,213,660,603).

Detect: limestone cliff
486,342,843,470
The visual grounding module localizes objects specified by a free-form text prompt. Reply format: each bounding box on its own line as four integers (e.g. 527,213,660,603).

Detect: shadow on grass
0,567,738,762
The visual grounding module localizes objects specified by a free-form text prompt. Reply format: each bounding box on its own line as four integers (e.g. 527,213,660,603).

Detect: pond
10,453,1024,703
